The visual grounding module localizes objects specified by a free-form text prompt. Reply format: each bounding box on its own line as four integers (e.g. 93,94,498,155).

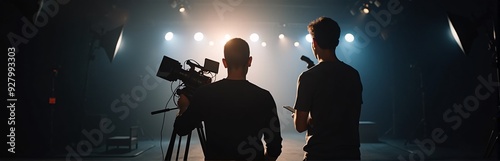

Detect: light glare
362,8,370,14
165,32,173,41
294,42,300,47
306,34,313,43
113,30,123,59
250,33,259,42
194,32,204,41
279,34,285,39
261,42,267,47
448,18,464,53
345,33,354,42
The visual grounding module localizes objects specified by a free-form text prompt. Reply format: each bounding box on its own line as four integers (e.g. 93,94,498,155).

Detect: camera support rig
151,56,219,161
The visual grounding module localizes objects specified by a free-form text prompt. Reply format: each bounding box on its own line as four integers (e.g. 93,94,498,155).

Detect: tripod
165,123,207,161
151,107,207,161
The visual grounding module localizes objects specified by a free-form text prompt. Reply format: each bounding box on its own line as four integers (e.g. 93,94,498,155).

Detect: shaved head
224,38,250,69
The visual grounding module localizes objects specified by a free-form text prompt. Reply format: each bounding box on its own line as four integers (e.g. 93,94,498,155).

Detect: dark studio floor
5,132,496,161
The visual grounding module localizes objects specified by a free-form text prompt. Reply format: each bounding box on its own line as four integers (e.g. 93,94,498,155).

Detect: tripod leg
176,135,183,161
165,129,177,161
196,126,207,154
484,130,498,158
484,116,499,159
405,118,424,146
184,131,192,161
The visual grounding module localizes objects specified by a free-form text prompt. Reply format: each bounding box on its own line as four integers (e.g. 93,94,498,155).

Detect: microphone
151,108,179,115
300,55,315,69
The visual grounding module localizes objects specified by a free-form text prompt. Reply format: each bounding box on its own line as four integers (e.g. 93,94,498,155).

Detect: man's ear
312,38,318,50
222,58,228,68
247,56,252,67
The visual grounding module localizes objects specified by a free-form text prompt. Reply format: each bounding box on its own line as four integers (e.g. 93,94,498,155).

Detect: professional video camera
153,56,219,160
156,56,219,99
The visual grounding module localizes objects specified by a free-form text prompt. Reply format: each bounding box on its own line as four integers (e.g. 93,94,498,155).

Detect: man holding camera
293,17,363,160
174,38,282,161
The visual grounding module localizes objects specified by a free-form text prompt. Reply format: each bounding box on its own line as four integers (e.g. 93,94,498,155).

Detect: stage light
165,32,174,41
372,0,382,7
170,0,178,8
194,32,204,41
179,5,185,13
361,3,370,14
345,33,354,42
362,8,370,14
294,42,300,47
261,42,267,47
100,25,124,62
279,34,285,39
306,34,313,43
250,33,259,42
447,13,477,55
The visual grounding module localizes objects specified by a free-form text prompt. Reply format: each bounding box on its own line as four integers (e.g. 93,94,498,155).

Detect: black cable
160,82,180,159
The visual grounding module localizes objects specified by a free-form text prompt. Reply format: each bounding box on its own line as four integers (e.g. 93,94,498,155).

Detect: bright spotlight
278,34,285,39
165,32,173,41
362,7,370,14
250,33,259,42
261,42,267,47
114,32,123,57
345,33,354,42
361,3,370,14
294,42,300,47
447,14,478,55
179,6,185,13
194,32,204,41
100,25,124,62
305,34,313,43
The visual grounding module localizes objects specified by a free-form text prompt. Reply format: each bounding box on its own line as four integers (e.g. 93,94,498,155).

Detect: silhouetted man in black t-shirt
174,38,282,161
293,17,363,160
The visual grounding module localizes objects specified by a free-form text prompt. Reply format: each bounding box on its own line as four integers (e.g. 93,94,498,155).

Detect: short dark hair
224,38,250,69
307,16,341,50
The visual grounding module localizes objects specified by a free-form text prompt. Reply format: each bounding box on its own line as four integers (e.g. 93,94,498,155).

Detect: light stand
83,25,124,114
404,64,427,145
447,6,499,159
79,25,124,149
483,22,499,159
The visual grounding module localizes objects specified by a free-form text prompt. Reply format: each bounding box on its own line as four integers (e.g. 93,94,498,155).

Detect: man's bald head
224,38,250,69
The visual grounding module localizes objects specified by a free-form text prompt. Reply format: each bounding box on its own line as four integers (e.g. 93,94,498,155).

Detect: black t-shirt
294,61,363,157
174,79,282,161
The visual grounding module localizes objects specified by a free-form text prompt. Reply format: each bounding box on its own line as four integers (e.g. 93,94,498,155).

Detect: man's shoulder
321,61,360,74
340,61,359,71
201,79,270,94
246,81,271,94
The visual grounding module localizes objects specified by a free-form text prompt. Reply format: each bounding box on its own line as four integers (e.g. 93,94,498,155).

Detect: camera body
157,56,219,99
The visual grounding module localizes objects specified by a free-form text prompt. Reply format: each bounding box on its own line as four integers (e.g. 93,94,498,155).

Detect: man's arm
294,110,310,133
293,72,314,133
263,93,282,160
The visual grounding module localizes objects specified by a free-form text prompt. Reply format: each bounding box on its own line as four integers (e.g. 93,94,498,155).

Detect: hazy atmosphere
2,0,498,160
